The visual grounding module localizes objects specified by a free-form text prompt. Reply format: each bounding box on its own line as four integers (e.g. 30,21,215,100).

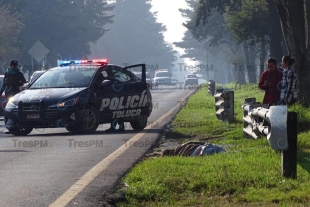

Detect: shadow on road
0,150,30,153
0,128,163,138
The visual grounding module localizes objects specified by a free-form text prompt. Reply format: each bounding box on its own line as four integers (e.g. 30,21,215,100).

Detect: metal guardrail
242,98,269,139
242,98,298,178
214,89,234,123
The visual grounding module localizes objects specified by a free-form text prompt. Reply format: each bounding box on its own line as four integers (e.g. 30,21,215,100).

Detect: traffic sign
28,41,50,63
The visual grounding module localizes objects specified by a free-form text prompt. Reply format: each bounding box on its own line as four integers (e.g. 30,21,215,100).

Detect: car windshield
30,72,44,82
187,75,197,78
29,67,97,89
155,72,169,77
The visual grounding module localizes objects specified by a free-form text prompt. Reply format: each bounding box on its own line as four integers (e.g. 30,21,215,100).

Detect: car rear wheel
130,116,147,130
10,127,33,136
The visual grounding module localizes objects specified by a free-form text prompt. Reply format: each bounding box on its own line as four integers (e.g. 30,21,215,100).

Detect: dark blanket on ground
162,141,226,157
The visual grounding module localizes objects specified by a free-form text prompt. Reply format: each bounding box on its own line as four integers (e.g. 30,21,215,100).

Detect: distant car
153,69,172,86
185,74,198,85
22,70,46,90
0,75,6,116
171,78,178,85
133,71,153,89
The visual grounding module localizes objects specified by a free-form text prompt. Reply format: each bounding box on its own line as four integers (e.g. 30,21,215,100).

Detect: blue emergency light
57,59,109,66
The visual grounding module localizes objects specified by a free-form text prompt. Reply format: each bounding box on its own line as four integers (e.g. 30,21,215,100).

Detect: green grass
118,83,310,207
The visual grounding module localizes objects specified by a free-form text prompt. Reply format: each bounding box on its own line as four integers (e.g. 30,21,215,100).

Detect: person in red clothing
258,58,283,105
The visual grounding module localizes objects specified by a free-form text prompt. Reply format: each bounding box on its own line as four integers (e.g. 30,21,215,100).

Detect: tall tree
17,0,113,68
267,0,284,62
90,0,176,69
0,5,22,63
175,0,207,62
174,0,212,80
225,0,269,79
186,8,246,83
274,0,310,104
195,0,285,77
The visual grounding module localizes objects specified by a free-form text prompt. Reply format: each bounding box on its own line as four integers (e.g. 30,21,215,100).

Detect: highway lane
0,85,198,207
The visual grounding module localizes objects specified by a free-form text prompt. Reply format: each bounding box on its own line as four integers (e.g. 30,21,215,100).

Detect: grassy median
118,83,310,207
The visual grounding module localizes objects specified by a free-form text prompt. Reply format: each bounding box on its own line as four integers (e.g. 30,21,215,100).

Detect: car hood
186,78,198,80
12,88,87,104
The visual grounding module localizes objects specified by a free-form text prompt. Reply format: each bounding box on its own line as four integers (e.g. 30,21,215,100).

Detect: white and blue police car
4,59,153,135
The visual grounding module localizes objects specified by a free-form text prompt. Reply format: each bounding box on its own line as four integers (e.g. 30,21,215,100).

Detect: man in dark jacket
258,58,283,105
0,60,27,134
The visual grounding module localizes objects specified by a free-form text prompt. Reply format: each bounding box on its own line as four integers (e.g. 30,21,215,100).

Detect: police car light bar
57,59,109,66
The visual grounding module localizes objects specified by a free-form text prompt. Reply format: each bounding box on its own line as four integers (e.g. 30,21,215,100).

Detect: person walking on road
277,56,299,106
258,58,283,106
0,60,27,134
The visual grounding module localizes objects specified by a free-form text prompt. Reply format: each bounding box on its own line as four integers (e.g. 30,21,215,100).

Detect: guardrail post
227,91,234,123
281,112,297,179
207,80,215,96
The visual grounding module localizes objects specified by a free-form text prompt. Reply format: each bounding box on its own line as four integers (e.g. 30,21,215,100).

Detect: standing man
0,60,27,134
277,56,299,106
258,58,283,105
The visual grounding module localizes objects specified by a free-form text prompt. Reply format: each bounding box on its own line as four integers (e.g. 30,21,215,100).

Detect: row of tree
89,0,177,69
176,0,309,104
0,0,113,70
1,0,177,74
175,0,286,84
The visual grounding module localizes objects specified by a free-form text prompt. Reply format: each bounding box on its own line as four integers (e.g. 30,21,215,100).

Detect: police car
4,59,153,135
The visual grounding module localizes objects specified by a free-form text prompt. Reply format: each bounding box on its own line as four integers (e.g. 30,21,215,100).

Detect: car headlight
6,98,18,109
52,98,79,108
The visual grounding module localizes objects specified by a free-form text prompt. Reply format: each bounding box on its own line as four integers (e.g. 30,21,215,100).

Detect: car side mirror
100,80,112,88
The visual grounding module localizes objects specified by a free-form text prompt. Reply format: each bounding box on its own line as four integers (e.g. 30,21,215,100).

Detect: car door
92,67,116,123
94,64,150,123
122,64,151,119
93,65,135,123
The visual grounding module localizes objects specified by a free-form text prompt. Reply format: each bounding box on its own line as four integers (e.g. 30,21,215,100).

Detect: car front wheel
69,105,99,134
10,127,33,136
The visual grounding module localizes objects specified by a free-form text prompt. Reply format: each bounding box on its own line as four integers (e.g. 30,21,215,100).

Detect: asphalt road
0,84,201,207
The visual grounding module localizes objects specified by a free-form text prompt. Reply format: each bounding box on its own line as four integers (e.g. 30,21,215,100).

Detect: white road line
49,89,196,207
